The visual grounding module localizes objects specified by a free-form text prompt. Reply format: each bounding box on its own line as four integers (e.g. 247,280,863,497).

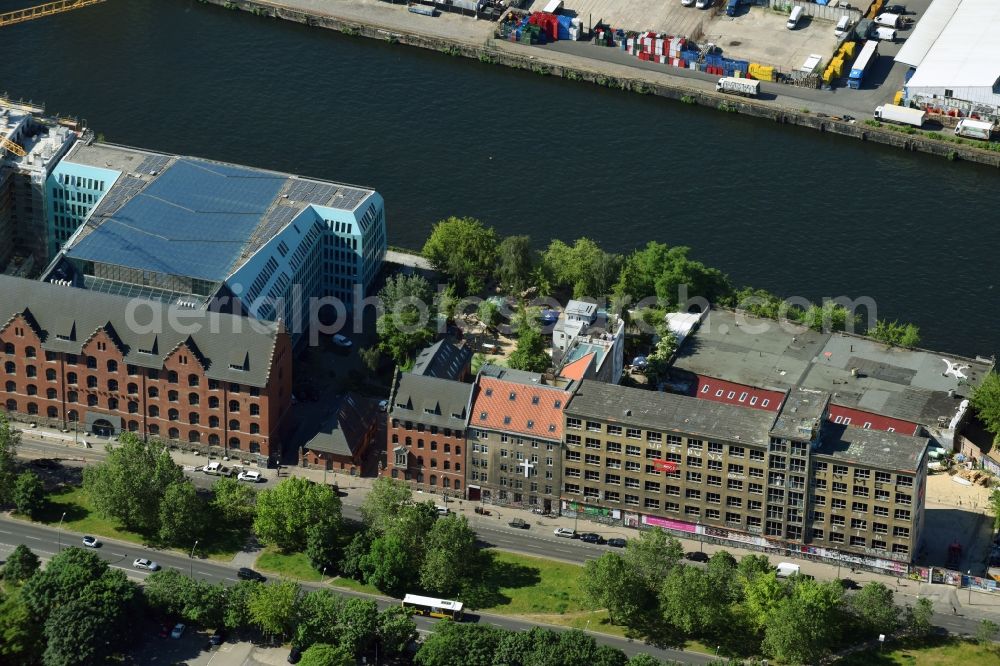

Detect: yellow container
842,41,856,58
894,90,904,105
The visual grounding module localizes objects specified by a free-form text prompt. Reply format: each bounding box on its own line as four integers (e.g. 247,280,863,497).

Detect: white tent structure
895,0,1000,119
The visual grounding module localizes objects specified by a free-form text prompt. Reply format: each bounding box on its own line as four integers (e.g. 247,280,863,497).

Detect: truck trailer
716,77,760,97
874,104,926,127
954,118,994,140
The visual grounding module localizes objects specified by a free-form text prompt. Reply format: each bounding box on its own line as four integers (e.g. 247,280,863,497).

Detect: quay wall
202,0,1000,168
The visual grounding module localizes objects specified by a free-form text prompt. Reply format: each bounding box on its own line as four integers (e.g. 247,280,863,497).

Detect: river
0,0,996,356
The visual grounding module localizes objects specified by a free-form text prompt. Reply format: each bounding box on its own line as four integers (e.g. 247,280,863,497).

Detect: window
86,376,98,388
832,498,846,510
188,374,200,387
895,492,911,506
25,365,36,378
687,471,702,483
209,416,220,428
607,425,622,436
892,526,910,539
750,450,765,462
106,359,117,373
108,379,119,392
727,479,743,491
86,356,97,369
46,388,56,400
873,522,888,534
606,441,621,453
626,428,641,440
229,437,241,450
875,471,892,484
873,505,889,517
168,371,178,383
566,418,581,430
851,518,867,530
230,420,240,432
148,386,159,398
894,509,911,521
726,496,742,508
149,406,160,418
229,400,240,412
686,488,701,500
250,404,260,416
852,502,868,513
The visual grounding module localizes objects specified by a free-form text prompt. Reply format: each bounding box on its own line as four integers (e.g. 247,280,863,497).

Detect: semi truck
716,77,760,97
848,40,879,89
874,104,926,127
954,118,994,140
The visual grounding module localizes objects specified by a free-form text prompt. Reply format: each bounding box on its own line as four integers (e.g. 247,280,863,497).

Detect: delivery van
834,16,851,37
776,562,801,578
786,5,804,29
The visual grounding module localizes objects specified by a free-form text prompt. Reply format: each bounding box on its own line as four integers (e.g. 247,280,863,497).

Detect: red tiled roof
558,353,594,382
695,375,785,412
470,376,571,441
826,405,919,436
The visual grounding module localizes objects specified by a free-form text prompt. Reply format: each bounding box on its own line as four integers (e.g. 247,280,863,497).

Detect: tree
335,598,379,655
158,479,205,546
211,476,257,524
0,587,42,664
624,528,683,593
376,274,436,365
542,238,621,298
12,471,45,518
20,547,115,622
477,299,502,335
360,534,416,596
705,551,739,604
2,544,40,582
249,580,300,639
849,582,899,636
340,529,374,580
295,589,344,650
906,597,934,637
644,327,679,385
866,319,921,348
377,606,418,656
507,322,550,373
253,477,342,552
415,622,504,666
299,643,353,666
972,372,1000,442
0,413,21,506
991,488,1000,532
976,618,998,645
582,553,649,627
626,655,666,666
145,570,226,628
615,242,731,306
419,514,480,596
42,596,122,666
761,579,844,665
83,433,183,533
422,216,499,294
306,520,342,572
360,477,413,534
359,346,381,374
659,565,725,637
223,580,259,630
740,570,785,633
496,235,535,294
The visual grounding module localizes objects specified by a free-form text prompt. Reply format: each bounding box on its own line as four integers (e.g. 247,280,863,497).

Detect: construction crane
0,0,106,29
0,136,27,158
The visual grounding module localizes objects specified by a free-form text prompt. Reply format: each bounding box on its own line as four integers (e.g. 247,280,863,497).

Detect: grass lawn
26,485,246,561
839,636,1000,665
478,550,595,616
255,547,323,582
329,576,382,596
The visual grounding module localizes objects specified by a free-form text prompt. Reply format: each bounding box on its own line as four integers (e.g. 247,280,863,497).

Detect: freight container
954,118,994,141
543,0,563,13
715,77,760,97
786,5,803,29
873,104,926,127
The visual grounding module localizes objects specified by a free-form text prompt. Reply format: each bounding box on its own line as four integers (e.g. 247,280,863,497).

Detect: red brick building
0,276,292,462
384,370,473,496
302,393,380,474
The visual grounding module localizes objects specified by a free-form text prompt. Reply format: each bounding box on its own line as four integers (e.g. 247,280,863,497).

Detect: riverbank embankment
201,0,1000,168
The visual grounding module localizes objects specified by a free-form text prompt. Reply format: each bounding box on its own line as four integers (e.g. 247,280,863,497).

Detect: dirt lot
529,0,840,72
921,471,996,573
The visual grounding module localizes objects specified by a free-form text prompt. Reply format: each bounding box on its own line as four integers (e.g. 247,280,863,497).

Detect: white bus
402,594,464,620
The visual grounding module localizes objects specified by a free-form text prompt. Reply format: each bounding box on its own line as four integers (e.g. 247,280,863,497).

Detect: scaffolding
0,0,106,29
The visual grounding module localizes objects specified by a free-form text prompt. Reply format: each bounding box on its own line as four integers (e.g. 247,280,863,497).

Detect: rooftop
671,309,992,427
411,337,472,381
814,423,928,473
303,393,379,458
896,0,1000,89
60,142,375,283
769,388,830,442
471,366,574,441
390,373,473,431
0,275,280,387
566,380,777,448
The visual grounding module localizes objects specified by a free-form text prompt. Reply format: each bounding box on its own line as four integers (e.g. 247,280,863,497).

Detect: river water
0,0,997,356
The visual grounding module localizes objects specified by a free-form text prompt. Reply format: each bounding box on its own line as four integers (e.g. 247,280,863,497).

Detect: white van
875,26,896,41
786,5,804,29
776,562,801,578
834,16,851,38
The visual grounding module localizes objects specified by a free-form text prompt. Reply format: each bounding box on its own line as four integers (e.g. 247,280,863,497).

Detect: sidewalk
15,419,1000,620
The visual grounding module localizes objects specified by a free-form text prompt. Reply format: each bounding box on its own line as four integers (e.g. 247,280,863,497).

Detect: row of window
390,435,460,454
4,378,261,412
392,420,463,439
388,469,460,489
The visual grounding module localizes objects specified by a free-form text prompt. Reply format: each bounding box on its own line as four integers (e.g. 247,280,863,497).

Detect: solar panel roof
67,158,286,282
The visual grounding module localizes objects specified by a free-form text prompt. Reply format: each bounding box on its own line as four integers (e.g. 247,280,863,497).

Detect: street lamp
57,511,66,550
189,539,200,576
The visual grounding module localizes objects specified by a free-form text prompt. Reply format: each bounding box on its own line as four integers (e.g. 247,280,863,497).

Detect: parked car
81,535,101,548
607,538,627,548
158,624,170,639
508,518,529,529
554,527,577,538
237,567,267,582
332,334,353,348
685,551,710,563
837,578,861,590
288,645,303,664
435,505,450,516
208,629,225,646
132,558,160,571
238,470,262,483
170,623,186,639
579,532,605,544
378,399,389,412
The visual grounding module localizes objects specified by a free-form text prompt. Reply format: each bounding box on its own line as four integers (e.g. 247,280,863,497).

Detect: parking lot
702,8,840,73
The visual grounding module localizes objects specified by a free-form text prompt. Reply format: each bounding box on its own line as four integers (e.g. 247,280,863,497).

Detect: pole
189,539,199,577
968,571,973,605
57,511,66,550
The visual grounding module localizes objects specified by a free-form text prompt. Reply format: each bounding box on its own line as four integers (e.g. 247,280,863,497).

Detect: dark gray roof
672,309,993,427
304,393,379,457
814,423,928,473
0,275,280,387
566,380,777,447
411,337,472,380
389,373,472,430
769,388,830,442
